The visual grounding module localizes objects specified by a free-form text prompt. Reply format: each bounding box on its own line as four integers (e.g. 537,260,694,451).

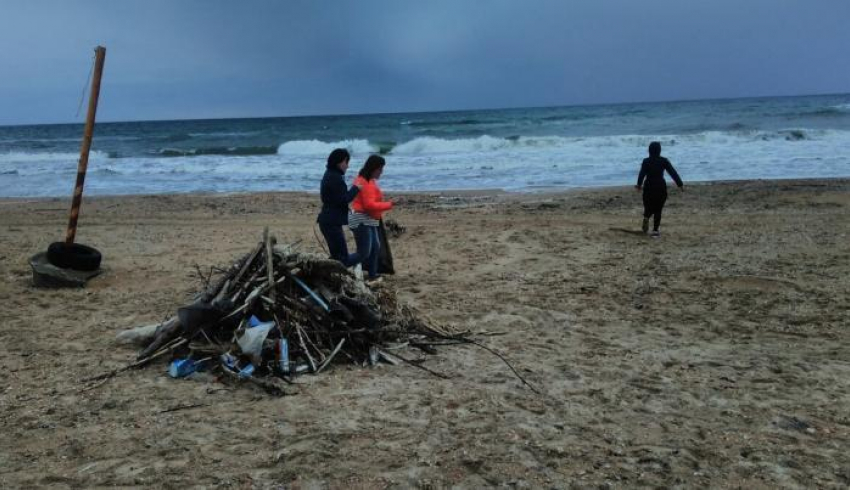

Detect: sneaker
366,276,383,285
641,218,649,234
650,230,661,238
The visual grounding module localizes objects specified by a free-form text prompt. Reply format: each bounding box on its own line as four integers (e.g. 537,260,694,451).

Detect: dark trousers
642,192,667,231
353,225,380,279
318,222,359,267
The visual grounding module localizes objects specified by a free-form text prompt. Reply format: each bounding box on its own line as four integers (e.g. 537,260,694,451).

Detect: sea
1,93,849,197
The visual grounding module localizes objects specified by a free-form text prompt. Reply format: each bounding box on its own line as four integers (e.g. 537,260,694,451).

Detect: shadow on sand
608,227,646,236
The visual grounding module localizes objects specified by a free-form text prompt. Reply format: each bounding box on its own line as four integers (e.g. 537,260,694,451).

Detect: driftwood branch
383,351,451,380
264,227,276,303
317,338,346,373
82,337,189,388
137,316,182,360
218,366,288,396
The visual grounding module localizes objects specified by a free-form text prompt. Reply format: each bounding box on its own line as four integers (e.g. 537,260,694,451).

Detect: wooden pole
65,46,106,245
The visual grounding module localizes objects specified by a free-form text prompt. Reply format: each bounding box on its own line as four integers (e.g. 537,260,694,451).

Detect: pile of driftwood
99,228,459,395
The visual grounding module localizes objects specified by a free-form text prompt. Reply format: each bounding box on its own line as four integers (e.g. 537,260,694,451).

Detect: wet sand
0,178,848,488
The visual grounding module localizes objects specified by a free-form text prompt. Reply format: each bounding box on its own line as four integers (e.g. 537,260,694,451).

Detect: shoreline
1,176,848,204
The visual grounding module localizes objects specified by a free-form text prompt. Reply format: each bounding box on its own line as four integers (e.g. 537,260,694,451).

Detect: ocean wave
94,167,121,175
155,146,278,157
401,118,485,128
157,133,193,143
0,150,109,164
391,135,514,154
788,104,850,118
387,134,622,154
276,139,376,156
0,137,81,144
2,127,849,197
539,113,598,122
802,108,846,118
387,129,839,155
187,131,262,138
372,141,396,155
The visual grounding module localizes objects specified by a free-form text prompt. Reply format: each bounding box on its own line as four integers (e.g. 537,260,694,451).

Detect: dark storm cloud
1,0,848,124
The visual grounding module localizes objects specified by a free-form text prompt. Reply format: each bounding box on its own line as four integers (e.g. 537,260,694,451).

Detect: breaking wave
268,129,842,160
0,150,109,164
156,146,278,157
276,139,377,156
384,129,834,155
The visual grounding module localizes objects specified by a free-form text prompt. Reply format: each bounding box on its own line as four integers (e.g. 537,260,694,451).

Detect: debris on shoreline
91,228,461,395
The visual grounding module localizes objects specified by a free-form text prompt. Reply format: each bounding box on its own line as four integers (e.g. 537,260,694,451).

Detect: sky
1,0,849,125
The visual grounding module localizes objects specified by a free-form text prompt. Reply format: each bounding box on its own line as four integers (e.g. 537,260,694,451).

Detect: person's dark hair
648,141,662,157
327,148,350,169
358,154,386,181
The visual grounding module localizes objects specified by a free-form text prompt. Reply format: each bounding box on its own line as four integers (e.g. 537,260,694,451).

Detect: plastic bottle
168,358,197,378
276,339,290,373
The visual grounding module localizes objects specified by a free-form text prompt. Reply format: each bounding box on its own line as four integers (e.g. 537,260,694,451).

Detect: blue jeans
318,222,359,267
353,225,380,278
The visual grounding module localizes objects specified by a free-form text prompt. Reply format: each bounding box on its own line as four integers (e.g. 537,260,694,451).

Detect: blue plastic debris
291,276,330,311
238,363,255,378
220,353,237,370
168,358,197,378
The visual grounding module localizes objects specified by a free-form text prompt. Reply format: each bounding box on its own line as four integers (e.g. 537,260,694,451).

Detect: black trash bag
338,296,381,329
377,219,395,275
328,299,355,324
178,301,227,337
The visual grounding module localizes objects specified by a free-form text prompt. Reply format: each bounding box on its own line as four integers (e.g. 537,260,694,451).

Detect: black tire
46,242,102,271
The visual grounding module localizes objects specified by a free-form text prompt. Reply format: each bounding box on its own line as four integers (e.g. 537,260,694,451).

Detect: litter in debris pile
97,228,469,395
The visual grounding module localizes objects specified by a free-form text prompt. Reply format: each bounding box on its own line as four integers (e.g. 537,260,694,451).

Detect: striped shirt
348,211,379,229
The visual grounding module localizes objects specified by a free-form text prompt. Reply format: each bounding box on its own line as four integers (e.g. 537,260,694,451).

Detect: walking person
350,155,394,283
317,148,361,266
636,141,684,238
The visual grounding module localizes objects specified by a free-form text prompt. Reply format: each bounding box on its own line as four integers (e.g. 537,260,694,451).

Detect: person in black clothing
317,148,361,266
635,141,684,237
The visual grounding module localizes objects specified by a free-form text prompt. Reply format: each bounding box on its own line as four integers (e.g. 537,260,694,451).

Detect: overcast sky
1,0,848,125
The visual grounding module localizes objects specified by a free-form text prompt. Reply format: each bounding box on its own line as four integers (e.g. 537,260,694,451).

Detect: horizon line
1,90,848,128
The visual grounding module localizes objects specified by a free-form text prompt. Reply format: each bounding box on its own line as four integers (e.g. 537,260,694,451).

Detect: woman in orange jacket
349,155,394,282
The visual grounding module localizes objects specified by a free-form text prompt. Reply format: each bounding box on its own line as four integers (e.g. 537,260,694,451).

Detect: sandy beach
0,178,848,488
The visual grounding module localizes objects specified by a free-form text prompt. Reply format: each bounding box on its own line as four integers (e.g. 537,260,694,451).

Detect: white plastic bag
237,321,274,364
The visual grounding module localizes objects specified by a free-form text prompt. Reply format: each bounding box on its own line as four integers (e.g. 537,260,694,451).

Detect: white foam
2,130,849,197
392,135,564,155
388,130,839,156
276,139,375,157
0,150,109,164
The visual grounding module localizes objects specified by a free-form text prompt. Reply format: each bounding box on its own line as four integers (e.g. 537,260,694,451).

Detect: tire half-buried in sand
46,242,102,271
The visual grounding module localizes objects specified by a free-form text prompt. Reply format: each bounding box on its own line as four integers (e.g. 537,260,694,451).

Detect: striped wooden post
65,46,106,245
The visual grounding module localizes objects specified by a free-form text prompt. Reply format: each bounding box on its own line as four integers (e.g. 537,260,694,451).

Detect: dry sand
0,178,848,488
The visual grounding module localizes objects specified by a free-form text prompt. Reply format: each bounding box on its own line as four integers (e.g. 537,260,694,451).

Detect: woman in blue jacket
317,148,361,265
